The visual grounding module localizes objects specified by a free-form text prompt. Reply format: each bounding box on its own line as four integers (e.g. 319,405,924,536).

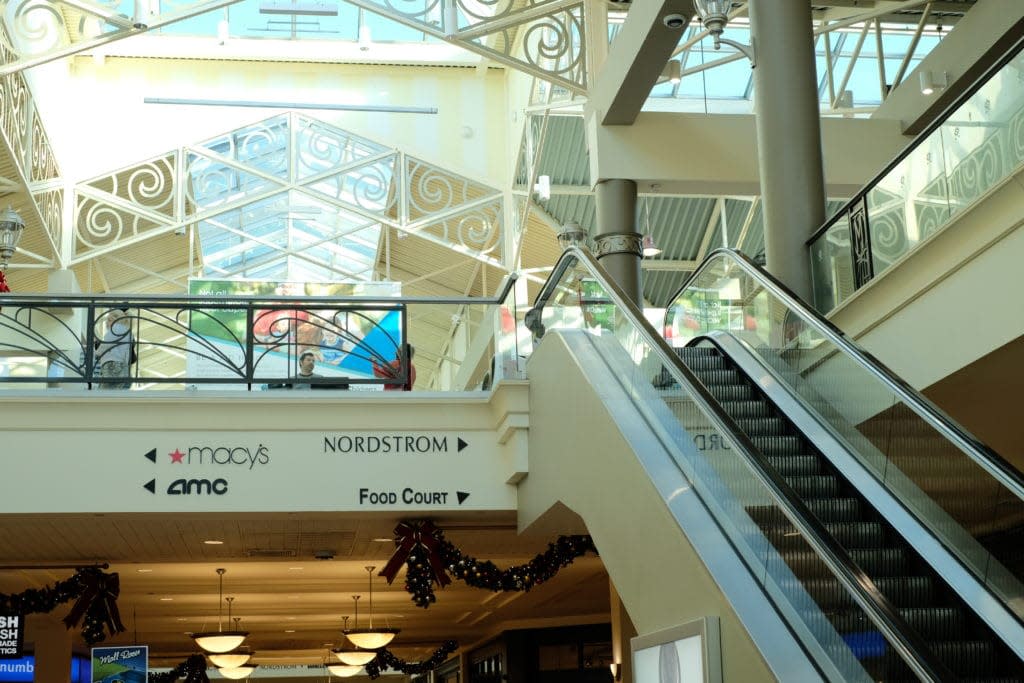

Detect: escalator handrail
662,247,1024,507
530,246,956,682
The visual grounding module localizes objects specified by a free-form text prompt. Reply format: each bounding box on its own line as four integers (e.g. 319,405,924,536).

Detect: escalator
526,247,1024,682
675,342,1022,681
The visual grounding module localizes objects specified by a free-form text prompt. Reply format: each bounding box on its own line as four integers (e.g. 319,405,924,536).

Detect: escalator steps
767,455,821,476
777,548,908,577
793,576,937,609
720,399,774,419
806,498,862,523
752,435,806,456
759,521,883,548
897,607,967,640
708,383,757,401
784,475,840,498
735,416,790,436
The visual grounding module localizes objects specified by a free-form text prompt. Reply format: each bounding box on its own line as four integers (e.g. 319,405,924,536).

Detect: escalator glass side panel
677,343,1024,681
533,255,948,681
664,251,1024,617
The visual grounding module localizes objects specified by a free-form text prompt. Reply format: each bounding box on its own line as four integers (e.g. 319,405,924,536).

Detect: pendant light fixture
191,569,249,653
332,613,378,666
342,566,398,650
217,665,258,680
208,612,253,668
325,664,363,678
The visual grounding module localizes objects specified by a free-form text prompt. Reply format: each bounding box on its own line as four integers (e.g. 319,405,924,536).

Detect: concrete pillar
25,614,71,683
594,179,643,306
609,580,637,683
749,0,826,302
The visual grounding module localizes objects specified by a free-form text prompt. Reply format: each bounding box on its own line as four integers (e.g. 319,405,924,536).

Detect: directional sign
0,431,515,513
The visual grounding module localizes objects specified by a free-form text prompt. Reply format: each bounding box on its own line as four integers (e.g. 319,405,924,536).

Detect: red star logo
169,449,185,464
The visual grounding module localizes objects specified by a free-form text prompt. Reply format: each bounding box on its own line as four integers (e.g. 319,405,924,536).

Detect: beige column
609,580,638,683
25,614,72,683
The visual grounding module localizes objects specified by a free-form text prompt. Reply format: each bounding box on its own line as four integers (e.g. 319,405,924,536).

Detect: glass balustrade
809,46,1024,311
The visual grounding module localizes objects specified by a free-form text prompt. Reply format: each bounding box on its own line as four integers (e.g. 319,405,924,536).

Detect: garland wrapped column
380,521,596,608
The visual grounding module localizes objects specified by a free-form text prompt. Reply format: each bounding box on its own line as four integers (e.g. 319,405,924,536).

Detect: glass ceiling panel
646,19,946,116
197,189,381,281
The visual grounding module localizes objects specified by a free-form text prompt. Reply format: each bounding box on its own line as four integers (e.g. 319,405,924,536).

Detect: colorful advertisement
91,646,148,683
186,279,403,387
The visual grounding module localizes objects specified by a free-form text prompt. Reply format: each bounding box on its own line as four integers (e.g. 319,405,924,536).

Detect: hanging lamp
208,613,253,668
217,665,258,679
191,569,249,653
332,613,377,666
326,663,363,678
342,566,398,650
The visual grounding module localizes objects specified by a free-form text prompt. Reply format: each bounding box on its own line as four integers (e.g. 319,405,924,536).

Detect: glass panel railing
808,40,1024,311
667,248,1024,624
531,247,951,682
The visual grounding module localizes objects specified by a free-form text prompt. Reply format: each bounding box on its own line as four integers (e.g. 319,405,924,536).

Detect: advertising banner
91,646,148,683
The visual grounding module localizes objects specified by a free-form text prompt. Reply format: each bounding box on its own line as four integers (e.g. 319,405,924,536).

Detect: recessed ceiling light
287,616,296,620
284,629,296,633
177,618,188,622
160,597,174,601
203,540,224,545
371,538,393,543
288,567,304,571
137,568,154,573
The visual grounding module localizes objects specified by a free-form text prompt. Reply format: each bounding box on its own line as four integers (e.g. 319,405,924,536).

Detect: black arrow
143,479,156,494
457,438,468,452
144,448,157,463
456,491,470,505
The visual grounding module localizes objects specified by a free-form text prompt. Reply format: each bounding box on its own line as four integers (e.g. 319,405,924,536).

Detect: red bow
379,521,451,588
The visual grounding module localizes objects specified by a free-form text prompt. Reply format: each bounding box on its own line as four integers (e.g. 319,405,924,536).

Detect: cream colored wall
520,333,778,682
27,58,511,187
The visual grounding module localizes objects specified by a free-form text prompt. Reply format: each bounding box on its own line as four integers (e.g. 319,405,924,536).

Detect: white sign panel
0,431,514,513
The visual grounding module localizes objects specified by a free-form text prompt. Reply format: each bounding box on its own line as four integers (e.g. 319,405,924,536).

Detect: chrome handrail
530,245,954,682
661,247,1024,506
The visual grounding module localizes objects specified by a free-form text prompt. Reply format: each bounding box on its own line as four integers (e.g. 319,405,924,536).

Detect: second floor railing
0,274,520,391
808,34,1024,312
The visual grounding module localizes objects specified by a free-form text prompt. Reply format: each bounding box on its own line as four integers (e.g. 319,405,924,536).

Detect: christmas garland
363,640,458,679
148,655,209,683
380,521,597,608
0,567,125,644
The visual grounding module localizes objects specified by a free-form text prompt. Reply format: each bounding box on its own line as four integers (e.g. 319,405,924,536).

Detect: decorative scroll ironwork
85,154,177,218
848,197,873,289
346,0,587,93
73,112,505,273
0,296,407,389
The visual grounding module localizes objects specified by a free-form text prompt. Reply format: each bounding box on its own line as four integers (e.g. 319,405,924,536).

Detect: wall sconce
609,662,622,681
919,70,948,96
693,0,755,66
